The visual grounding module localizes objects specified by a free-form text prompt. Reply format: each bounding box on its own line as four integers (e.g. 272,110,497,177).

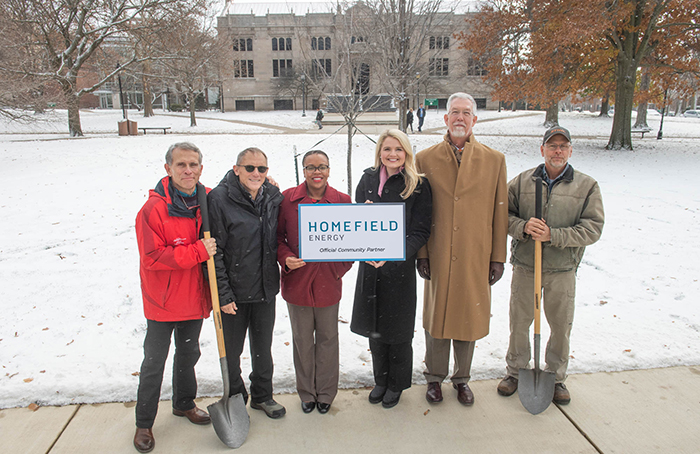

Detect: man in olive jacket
415,93,509,406
497,126,604,405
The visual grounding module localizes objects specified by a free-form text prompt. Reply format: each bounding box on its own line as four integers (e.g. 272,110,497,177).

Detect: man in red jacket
133,142,217,453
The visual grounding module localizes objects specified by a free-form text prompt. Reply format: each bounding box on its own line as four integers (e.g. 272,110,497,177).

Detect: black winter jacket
208,170,284,305
350,167,432,343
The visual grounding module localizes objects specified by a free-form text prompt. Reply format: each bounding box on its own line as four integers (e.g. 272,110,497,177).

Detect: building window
429,36,449,50
351,36,365,44
429,58,449,76
272,37,292,51
272,59,293,78
466,57,487,76
234,60,255,78
312,36,332,50
312,59,331,79
233,38,252,51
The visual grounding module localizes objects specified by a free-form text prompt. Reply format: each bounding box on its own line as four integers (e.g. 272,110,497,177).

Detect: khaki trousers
287,303,339,405
423,331,475,384
505,265,576,383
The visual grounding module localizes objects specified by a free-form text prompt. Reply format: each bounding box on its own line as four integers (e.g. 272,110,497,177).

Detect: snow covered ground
1,108,698,409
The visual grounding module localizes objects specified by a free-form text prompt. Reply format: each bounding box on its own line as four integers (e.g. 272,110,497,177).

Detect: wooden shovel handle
198,185,227,360
534,178,543,335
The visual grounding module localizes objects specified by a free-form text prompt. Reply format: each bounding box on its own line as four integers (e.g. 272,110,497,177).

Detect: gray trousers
505,265,576,383
423,331,475,385
287,303,339,405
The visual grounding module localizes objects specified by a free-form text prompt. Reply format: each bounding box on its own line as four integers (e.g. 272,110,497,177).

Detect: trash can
118,120,138,136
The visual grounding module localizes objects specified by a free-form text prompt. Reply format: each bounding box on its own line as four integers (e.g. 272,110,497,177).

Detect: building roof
223,1,480,16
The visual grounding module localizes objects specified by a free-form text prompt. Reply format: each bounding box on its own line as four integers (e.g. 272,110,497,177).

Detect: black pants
135,319,203,428
221,299,276,404
369,338,413,392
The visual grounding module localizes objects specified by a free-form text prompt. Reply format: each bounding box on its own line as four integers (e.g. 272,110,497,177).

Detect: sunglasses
240,165,269,173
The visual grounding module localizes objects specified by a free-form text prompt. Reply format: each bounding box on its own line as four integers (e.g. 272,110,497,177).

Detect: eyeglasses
303,164,330,172
545,143,571,151
240,165,269,173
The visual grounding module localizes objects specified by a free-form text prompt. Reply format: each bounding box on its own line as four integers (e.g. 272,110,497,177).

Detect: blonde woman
350,129,432,408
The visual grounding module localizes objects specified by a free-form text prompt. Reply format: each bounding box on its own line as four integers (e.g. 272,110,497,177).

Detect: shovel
197,185,249,448
518,177,556,415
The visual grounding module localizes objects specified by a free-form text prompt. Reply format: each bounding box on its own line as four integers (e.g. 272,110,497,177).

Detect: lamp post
657,87,668,140
301,74,306,117
416,72,420,107
117,64,127,121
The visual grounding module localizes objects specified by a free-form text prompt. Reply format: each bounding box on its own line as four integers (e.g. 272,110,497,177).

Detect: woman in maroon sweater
277,150,353,414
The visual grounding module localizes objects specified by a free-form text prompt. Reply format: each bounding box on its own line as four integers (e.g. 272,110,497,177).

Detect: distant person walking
416,104,426,132
315,108,324,129
407,108,414,133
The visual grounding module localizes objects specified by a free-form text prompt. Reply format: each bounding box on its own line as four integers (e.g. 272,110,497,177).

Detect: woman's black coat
350,166,432,344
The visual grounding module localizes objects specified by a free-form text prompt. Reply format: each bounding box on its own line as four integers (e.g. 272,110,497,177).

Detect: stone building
216,1,494,112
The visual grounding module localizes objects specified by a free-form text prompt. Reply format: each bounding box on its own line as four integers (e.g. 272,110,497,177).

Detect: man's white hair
447,92,477,115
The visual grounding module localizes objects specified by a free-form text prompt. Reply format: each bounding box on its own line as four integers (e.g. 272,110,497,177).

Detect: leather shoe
133,428,154,453
301,401,316,413
369,385,387,404
172,406,211,425
497,376,518,396
553,383,571,405
426,381,443,403
454,383,474,406
317,402,331,414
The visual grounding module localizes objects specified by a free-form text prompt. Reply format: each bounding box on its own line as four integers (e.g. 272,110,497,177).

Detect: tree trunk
346,117,354,196
188,92,197,127
398,97,407,132
543,102,559,127
599,95,610,117
633,70,651,129
63,82,83,137
607,53,637,150
143,69,153,117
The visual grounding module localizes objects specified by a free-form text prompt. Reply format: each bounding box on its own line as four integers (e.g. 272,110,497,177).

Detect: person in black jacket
351,129,432,409
207,147,286,419
407,108,414,133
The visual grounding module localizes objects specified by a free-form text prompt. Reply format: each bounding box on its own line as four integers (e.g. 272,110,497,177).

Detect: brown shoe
173,405,211,425
553,383,571,405
133,428,154,453
425,382,443,403
453,383,474,406
497,376,518,396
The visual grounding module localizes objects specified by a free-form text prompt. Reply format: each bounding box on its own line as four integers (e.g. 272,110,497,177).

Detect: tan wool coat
416,134,508,341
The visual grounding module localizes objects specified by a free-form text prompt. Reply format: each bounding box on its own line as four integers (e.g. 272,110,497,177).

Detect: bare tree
355,0,452,132
297,2,386,195
0,0,201,136
146,13,224,126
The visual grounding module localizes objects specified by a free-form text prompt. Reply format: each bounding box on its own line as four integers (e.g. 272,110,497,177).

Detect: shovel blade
518,368,556,415
208,393,249,448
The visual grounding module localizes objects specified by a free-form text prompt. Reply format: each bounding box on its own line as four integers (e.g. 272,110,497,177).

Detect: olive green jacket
508,164,604,272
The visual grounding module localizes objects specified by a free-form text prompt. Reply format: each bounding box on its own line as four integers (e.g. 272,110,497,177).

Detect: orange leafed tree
457,0,604,127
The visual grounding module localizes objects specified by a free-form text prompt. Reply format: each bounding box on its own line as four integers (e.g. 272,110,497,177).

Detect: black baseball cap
542,126,571,145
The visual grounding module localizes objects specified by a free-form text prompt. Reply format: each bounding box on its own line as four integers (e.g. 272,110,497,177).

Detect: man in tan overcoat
415,92,508,406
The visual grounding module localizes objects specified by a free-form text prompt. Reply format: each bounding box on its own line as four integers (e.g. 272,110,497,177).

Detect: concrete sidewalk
3,366,699,454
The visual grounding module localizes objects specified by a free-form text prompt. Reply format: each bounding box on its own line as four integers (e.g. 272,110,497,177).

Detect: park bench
631,128,652,138
139,127,171,135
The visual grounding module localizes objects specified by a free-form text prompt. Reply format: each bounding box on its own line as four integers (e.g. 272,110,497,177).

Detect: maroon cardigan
276,182,353,307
